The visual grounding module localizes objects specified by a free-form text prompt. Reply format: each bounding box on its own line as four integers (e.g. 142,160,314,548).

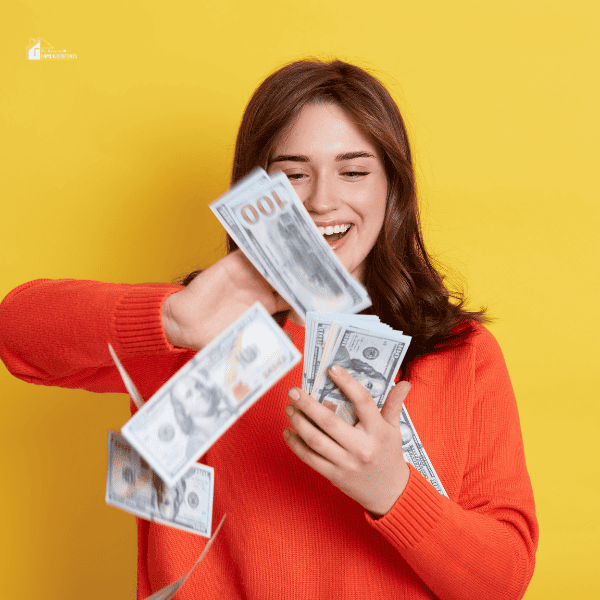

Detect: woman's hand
162,249,290,350
283,365,411,517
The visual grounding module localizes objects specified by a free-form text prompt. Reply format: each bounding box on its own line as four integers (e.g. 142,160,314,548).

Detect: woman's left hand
283,365,412,517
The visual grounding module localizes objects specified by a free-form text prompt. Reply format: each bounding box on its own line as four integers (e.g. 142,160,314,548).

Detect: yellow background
1,1,598,598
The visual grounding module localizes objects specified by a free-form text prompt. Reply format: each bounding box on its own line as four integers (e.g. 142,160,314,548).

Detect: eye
365,382,373,390
342,171,369,178
286,172,307,181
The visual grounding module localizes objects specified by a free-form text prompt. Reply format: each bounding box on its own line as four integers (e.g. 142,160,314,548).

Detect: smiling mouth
318,224,352,243
324,230,349,243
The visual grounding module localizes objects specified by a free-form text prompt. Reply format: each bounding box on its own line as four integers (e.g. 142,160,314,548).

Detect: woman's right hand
161,249,291,351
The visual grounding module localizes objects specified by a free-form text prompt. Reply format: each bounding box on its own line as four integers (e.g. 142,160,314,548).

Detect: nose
302,173,341,215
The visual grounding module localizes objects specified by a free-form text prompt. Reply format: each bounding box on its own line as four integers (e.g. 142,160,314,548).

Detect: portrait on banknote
316,345,388,406
169,376,232,459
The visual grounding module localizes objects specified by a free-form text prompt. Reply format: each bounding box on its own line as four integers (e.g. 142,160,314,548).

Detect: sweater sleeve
0,279,194,397
365,328,539,600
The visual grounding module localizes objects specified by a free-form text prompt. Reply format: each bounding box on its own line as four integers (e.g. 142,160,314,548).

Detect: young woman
0,59,538,599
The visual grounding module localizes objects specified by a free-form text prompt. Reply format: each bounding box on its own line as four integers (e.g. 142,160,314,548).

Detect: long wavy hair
179,59,488,362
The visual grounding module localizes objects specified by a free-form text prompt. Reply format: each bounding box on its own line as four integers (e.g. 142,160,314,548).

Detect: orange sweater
0,279,538,600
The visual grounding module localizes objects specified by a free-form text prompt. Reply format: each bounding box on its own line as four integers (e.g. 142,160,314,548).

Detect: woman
0,59,538,599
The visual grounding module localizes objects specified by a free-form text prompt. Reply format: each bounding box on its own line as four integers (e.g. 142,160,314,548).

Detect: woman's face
267,102,388,283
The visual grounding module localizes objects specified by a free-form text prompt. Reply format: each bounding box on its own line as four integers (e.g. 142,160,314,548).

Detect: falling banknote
303,312,448,497
121,302,302,488
209,169,372,321
143,514,226,600
399,406,448,497
106,430,214,537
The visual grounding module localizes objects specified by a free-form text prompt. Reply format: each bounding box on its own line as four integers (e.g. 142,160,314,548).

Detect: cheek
360,185,387,228
374,188,388,224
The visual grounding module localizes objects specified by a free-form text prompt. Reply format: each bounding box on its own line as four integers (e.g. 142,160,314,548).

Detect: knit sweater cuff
111,285,183,355
365,464,445,549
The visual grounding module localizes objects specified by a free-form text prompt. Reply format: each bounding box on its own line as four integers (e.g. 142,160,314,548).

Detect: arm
0,250,290,396
0,278,190,396
365,329,538,600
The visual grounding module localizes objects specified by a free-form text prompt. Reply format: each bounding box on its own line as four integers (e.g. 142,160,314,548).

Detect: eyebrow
269,151,377,164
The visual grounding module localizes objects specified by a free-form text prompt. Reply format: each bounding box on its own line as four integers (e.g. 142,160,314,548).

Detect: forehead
274,101,378,155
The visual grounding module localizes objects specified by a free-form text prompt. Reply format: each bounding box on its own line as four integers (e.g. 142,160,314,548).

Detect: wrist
368,462,410,518
161,291,192,349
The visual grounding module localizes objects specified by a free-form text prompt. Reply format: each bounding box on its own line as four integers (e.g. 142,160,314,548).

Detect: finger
282,427,336,478
326,365,381,429
285,403,348,466
287,387,357,450
380,381,411,427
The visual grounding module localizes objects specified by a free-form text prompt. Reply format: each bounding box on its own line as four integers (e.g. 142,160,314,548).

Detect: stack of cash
303,312,411,425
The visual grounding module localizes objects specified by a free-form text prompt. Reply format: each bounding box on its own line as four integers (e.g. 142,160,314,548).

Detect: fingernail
329,364,341,375
283,428,291,439
288,388,300,402
285,405,294,417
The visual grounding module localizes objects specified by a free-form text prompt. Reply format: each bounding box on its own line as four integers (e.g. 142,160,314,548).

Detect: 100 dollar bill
121,302,302,487
106,430,214,537
400,406,448,497
209,169,372,320
310,322,411,424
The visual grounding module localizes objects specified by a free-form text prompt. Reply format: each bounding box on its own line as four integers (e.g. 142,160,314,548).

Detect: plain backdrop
1,1,598,598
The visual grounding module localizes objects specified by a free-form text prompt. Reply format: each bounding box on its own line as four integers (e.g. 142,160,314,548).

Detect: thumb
380,381,411,427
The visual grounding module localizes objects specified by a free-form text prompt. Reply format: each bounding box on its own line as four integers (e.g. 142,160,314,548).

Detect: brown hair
179,59,488,362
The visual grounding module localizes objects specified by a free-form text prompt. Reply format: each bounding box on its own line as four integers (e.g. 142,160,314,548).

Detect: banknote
309,320,411,424
106,430,214,537
303,312,385,394
121,302,302,487
209,169,372,320
108,344,144,409
208,168,274,281
144,514,226,600
400,405,448,497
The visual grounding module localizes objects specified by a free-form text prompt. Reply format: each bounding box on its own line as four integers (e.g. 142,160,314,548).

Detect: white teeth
317,224,351,236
